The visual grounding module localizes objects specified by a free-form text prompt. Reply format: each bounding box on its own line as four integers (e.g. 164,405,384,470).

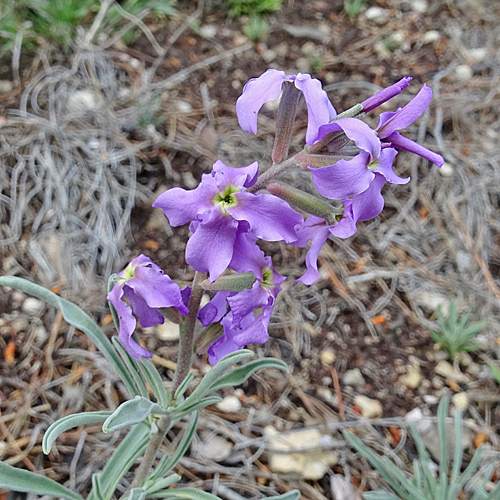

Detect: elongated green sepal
272,82,301,164
0,462,83,500
43,411,112,454
103,396,168,433
202,272,256,292
128,489,147,500
267,182,343,225
295,152,349,169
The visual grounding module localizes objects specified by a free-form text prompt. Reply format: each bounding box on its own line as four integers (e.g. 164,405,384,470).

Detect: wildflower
153,160,303,282
107,255,189,360
376,83,444,167
309,117,409,200
295,175,385,285
360,77,412,113
236,69,336,145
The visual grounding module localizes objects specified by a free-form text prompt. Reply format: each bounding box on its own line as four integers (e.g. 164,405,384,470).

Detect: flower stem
247,156,301,193
172,271,206,393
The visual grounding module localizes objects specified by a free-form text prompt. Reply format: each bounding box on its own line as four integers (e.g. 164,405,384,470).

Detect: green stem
172,271,206,393
247,155,301,193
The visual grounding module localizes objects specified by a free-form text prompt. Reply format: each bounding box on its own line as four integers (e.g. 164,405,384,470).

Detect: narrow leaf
91,474,105,500
210,358,288,392
0,461,83,500
43,411,112,454
149,488,222,499
174,372,194,401
128,489,147,500
0,276,137,396
103,396,168,433
145,474,181,495
267,491,302,500
173,396,222,419
363,492,401,500
138,357,170,407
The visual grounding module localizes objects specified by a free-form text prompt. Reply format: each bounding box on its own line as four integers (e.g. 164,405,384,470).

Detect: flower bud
202,272,256,292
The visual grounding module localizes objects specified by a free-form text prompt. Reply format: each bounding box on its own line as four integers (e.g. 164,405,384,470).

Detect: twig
84,0,115,46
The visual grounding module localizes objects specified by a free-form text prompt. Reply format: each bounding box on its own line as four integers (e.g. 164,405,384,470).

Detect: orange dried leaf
354,257,367,273
101,313,114,326
352,406,362,415
419,206,428,220
372,315,386,325
390,426,401,446
4,341,15,364
474,432,488,448
145,240,160,251
448,380,459,391
70,365,86,385
51,285,61,294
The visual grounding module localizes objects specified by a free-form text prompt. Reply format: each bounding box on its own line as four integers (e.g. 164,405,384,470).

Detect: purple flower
153,160,303,282
199,257,285,364
107,255,189,360
236,69,337,145
361,77,412,113
295,175,385,285
376,84,444,167
309,117,409,200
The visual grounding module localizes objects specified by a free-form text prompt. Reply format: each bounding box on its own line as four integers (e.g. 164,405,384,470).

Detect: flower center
214,185,239,214
368,159,379,170
122,264,138,281
261,267,274,289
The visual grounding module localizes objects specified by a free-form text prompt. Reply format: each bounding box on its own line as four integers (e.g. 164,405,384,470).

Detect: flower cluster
108,69,443,363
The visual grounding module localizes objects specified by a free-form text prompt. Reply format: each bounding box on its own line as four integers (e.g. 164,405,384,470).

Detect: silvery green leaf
267,491,302,500
145,474,181,495
103,396,168,433
0,276,137,397
91,474,105,500
209,357,288,392
128,488,147,500
0,461,83,500
173,396,222,419
363,492,401,500
43,411,112,454
148,488,223,499
138,357,170,407
174,372,195,401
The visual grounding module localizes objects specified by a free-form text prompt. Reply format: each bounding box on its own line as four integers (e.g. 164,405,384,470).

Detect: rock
262,50,277,63
343,368,365,387
457,352,473,367
414,292,449,312
320,348,336,366
439,162,454,177
295,57,310,73
400,367,422,389
435,360,470,384
273,42,289,57
22,298,44,316
423,30,441,43
411,0,428,12
0,80,13,93
354,395,383,418
455,64,473,82
423,394,439,405
197,434,233,462
452,392,469,410
182,171,199,189
364,7,389,24
176,100,193,113
301,42,318,56
266,427,338,480
200,25,217,38
155,321,180,341
216,395,242,413
282,24,330,42
330,474,362,500
67,89,99,113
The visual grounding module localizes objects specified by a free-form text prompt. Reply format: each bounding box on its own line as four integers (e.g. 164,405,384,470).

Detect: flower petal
186,208,239,282
198,291,232,327
229,230,267,279
385,132,444,167
213,160,259,190
352,173,386,222
236,69,288,134
361,76,412,113
228,281,269,328
152,173,217,226
371,147,410,184
333,118,381,159
310,152,375,199
377,84,432,138
329,201,358,238
228,192,303,243
294,73,337,145
123,286,164,327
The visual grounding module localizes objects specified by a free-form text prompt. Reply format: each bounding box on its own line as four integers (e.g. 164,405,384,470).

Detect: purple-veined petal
228,192,303,243
236,69,289,135
208,330,242,365
296,220,331,285
229,229,267,279
329,202,358,238
213,160,259,191
377,84,433,138
361,76,412,113
228,281,269,328
371,147,410,185
185,208,239,282
152,174,217,226
310,152,375,199
233,299,273,346
123,286,164,327
352,173,386,222
385,132,444,167
293,73,337,145
198,291,232,326
331,118,381,159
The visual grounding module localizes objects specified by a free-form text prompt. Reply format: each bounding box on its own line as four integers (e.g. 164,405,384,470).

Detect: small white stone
435,360,470,383
155,321,180,341
0,80,13,93
455,64,473,82
411,0,428,12
452,392,469,410
320,348,336,365
343,368,365,387
129,57,141,70
414,292,449,312
423,394,439,405
88,138,100,150
364,7,389,24
295,57,310,73
423,30,441,43
468,47,488,62
200,25,217,38
67,89,99,113
400,367,422,389
262,50,277,63
439,162,454,177
182,171,199,189
354,395,383,419
22,298,44,316
301,41,318,56
197,434,232,462
176,100,193,113
216,395,242,413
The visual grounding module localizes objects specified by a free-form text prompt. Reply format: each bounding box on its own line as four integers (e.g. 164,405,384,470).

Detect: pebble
216,395,242,413
295,57,310,73
411,0,428,12
354,395,383,418
320,348,336,366
423,30,441,43
455,64,474,82
414,292,449,312
196,434,233,462
155,321,180,341
330,474,362,500
364,7,389,24
453,392,469,410
176,101,193,113
439,162,454,177
343,368,365,387
0,80,13,93
22,298,44,316
273,42,289,57
435,360,470,384
457,352,473,367
66,89,99,113
400,366,422,390
11,317,29,332
200,25,217,38
266,427,338,480
282,24,330,42
182,171,199,189
301,41,318,56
